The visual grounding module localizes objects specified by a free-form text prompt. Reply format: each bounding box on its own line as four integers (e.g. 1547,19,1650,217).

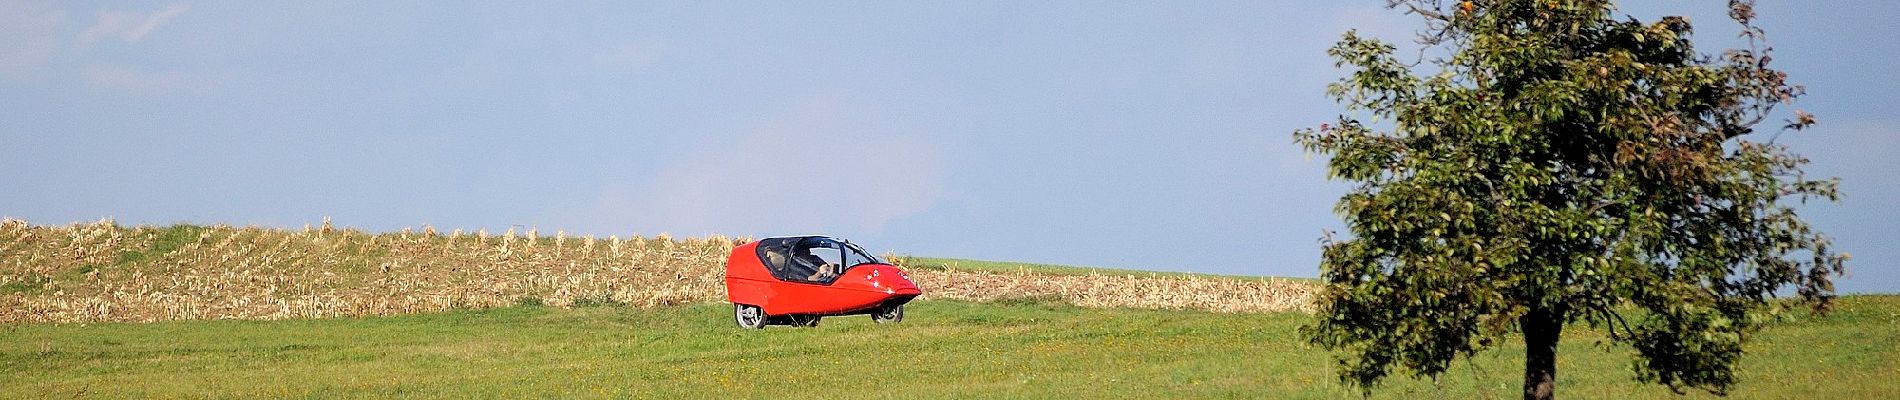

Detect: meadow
2,219,1892,398
2,296,1893,399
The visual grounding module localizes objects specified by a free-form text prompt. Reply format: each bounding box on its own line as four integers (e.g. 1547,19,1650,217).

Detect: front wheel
734,304,766,329
871,305,904,324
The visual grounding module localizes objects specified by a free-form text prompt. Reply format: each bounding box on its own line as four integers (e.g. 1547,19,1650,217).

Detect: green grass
0,275,46,295
111,223,203,265
3,296,1893,399
898,256,1303,281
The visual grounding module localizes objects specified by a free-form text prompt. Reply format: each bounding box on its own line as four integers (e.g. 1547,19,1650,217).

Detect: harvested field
0,219,1314,323
908,269,1313,313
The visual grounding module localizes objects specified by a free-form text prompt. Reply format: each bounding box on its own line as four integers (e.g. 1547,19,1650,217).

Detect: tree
1292,1,1846,399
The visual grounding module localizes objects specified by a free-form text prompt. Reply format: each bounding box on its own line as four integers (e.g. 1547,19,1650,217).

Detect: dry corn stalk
1,220,1314,323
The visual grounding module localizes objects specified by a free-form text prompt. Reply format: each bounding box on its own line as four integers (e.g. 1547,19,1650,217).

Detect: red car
724,236,921,329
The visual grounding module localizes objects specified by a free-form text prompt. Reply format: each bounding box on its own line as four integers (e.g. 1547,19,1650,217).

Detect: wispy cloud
77,3,188,47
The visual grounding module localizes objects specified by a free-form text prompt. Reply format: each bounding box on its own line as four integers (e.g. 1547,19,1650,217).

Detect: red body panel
724,240,922,316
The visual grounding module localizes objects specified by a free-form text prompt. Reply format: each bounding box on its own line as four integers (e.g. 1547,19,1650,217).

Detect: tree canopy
1293,1,1846,399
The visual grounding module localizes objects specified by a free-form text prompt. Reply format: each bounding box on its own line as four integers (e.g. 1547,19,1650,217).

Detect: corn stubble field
0,219,1315,324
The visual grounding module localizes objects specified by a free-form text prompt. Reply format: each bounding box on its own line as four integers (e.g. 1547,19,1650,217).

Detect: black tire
791,315,822,327
871,304,904,324
734,304,766,329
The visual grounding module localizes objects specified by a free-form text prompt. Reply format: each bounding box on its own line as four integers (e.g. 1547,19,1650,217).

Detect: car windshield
840,240,883,268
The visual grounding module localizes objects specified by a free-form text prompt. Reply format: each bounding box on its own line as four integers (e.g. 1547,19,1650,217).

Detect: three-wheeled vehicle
724,236,921,329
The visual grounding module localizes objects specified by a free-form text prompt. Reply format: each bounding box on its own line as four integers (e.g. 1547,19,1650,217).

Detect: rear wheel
871,304,904,324
790,315,822,327
734,304,766,329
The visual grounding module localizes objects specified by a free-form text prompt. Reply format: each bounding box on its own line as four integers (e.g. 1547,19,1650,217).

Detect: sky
3,1,1893,293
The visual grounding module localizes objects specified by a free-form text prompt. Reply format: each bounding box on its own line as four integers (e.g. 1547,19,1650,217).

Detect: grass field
3,220,1890,398
4,296,1894,399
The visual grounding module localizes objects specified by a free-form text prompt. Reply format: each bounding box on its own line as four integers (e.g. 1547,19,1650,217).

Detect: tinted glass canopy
755,236,883,284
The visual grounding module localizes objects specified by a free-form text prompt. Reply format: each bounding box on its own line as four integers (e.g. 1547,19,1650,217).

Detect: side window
785,238,846,284
797,243,843,267
757,238,798,280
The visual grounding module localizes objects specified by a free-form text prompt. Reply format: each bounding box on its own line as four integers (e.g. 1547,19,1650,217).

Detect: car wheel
734,304,766,329
871,305,904,324
791,315,821,327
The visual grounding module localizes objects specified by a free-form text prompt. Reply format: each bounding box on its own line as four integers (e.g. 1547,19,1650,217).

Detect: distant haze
4,1,1894,293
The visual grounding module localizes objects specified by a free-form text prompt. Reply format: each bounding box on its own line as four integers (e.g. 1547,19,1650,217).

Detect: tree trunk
1522,306,1563,400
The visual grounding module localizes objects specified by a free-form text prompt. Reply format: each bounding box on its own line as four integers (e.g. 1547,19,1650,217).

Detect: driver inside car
796,247,837,281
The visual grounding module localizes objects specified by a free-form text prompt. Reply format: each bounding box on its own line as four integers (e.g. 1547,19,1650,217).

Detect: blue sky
3,1,1893,293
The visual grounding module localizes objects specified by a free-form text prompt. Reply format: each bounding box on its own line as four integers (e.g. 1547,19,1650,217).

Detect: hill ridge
0,218,1313,323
